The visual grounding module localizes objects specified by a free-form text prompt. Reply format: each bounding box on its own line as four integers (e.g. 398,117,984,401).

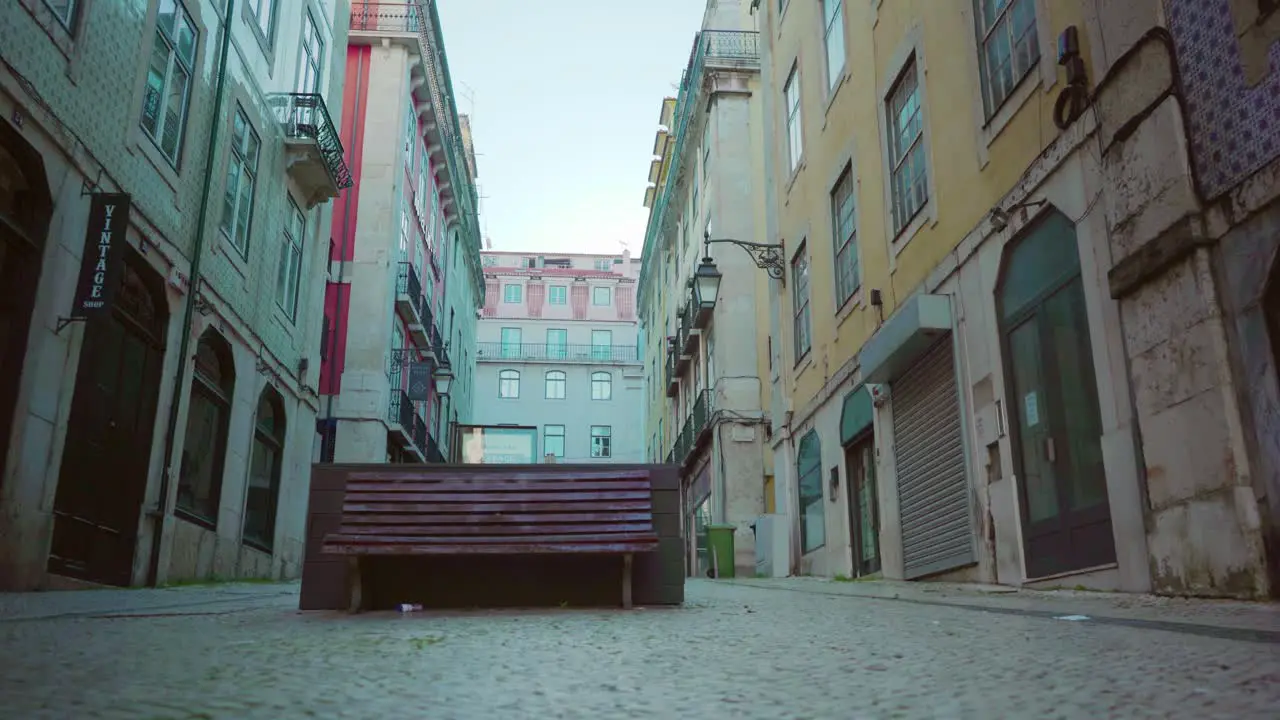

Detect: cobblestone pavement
0,580,1276,719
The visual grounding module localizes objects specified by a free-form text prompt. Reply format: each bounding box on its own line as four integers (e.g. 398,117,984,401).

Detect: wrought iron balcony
411,413,428,454
387,388,414,432
268,93,353,208
425,433,446,464
665,343,679,398
395,262,426,330
476,342,639,364
679,302,700,356
670,389,713,467
350,2,421,34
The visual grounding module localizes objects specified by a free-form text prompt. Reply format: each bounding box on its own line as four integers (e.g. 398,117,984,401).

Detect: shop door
845,435,880,576
48,254,167,586
999,212,1114,579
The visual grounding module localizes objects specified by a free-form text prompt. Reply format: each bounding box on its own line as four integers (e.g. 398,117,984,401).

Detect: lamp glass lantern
693,256,722,307
432,364,454,396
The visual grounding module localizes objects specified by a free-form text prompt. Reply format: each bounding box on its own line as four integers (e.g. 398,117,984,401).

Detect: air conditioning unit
752,514,790,578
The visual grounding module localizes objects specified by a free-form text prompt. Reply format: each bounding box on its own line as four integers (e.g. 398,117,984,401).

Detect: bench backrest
332,468,657,548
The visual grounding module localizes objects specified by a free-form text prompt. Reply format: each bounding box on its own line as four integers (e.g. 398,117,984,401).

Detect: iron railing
268,93,353,190
476,342,639,363
396,262,426,320
637,30,760,312
411,412,428,452
350,1,421,32
670,389,712,465
388,389,414,430
425,433,446,463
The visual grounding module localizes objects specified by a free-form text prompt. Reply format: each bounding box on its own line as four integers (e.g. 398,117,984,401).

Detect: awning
840,386,874,445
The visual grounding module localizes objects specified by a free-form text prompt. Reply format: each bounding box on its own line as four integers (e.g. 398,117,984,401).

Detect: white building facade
0,0,351,589
473,251,644,464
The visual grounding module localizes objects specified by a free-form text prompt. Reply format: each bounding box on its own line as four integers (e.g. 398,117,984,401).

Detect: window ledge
794,351,813,374
979,68,1044,155
133,130,183,196
835,288,862,328
823,70,851,124
890,202,932,257
784,157,807,199
175,507,218,532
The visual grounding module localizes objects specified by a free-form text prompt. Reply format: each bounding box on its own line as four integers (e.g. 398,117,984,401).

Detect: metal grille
891,337,974,579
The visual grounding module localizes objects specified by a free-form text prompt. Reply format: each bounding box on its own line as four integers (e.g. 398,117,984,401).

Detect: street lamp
432,363,454,396
693,254,722,306
702,229,786,282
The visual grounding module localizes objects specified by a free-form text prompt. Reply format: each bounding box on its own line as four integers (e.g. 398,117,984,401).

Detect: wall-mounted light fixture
698,228,786,284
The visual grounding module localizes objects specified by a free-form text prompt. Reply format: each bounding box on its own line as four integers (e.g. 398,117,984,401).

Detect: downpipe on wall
146,0,237,588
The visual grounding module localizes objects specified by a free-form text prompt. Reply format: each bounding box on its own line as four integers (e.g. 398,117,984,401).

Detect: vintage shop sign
70,193,131,318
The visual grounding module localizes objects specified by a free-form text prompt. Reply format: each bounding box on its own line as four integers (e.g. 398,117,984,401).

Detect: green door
999,212,1114,579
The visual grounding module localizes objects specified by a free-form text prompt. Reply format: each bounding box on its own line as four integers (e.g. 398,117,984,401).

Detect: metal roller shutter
891,336,973,579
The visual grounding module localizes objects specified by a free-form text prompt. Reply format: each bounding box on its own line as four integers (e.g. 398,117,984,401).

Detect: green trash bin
705,524,736,579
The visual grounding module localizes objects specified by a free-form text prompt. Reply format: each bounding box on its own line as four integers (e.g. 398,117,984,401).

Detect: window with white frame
544,425,566,458
791,242,812,359
247,0,275,41
822,0,846,90
220,106,260,257
797,431,825,552
591,371,612,401
702,133,711,180
548,285,567,304
590,426,612,459
498,370,520,398
593,258,612,271
141,0,198,164
592,286,612,306
503,284,522,303
275,200,305,320
783,65,802,173
831,165,859,306
296,9,324,95
43,0,79,30
887,58,928,234
545,370,566,399
975,0,1039,115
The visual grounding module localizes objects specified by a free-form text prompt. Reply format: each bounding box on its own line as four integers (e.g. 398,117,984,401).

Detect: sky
435,0,709,256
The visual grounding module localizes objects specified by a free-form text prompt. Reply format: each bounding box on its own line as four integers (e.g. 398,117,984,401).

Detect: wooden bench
321,468,660,612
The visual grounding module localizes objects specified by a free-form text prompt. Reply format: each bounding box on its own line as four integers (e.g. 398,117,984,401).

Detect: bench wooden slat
327,532,656,545
345,499,655,509
338,511,654,525
347,469,650,483
324,541,659,556
345,479,653,493
342,490,652,503
336,523,656,536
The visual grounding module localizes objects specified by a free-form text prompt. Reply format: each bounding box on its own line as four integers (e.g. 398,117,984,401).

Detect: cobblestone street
1,579,1277,719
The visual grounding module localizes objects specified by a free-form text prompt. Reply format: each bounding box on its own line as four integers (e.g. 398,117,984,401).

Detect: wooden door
845,436,880,577
48,255,167,586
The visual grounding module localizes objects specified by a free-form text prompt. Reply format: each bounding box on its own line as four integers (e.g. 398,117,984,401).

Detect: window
591,371,613,401
176,331,234,526
592,286,612,306
702,134,711,180
247,0,275,40
831,166,859,306
888,59,928,234
591,330,612,361
141,0,198,164
783,65,802,173
43,0,79,30
591,426,612,459
498,370,520,398
791,243,812,359
500,327,522,358
822,0,846,90
220,106,260,257
296,9,323,95
544,425,566,458
482,255,497,267
797,431,825,553
548,285,567,304
547,328,568,359
275,200,305,320
244,389,286,552
545,370,566,399
594,258,612,271
503,284,522,303
975,0,1039,115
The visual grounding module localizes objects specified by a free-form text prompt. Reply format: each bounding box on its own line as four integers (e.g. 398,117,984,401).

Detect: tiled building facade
0,0,352,589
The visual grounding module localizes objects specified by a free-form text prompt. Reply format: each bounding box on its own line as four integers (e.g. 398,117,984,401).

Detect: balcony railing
670,389,712,466
412,413,428,453
665,344,679,398
350,2,421,33
395,262,426,327
476,343,639,364
268,93,353,200
637,30,760,306
388,389,414,431
425,433,446,464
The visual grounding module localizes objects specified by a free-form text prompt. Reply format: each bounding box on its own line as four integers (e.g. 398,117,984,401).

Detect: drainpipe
147,0,237,588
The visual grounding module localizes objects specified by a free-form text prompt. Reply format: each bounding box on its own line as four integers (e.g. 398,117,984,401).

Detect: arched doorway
48,250,168,586
0,120,52,489
996,209,1115,579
